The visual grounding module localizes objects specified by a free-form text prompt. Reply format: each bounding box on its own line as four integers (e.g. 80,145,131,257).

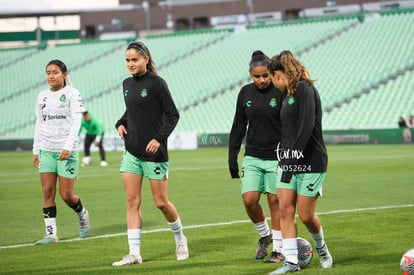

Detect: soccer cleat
176,236,189,260
264,251,286,263
100,160,108,167
112,255,142,266
316,243,333,268
269,262,301,274
35,235,58,245
79,209,90,238
256,234,272,259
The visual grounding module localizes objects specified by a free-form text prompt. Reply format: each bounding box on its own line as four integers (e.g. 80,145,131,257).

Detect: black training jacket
278,81,328,183
115,71,179,162
228,83,285,178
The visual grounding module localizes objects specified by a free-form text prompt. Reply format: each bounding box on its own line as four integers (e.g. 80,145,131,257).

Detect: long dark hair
126,41,157,75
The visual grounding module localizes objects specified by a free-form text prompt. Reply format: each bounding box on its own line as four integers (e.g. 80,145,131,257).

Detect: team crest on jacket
60,95,66,102
269,98,277,108
288,97,295,105
140,89,148,97
124,90,128,97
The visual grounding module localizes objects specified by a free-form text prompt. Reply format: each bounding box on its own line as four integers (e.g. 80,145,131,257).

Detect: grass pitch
0,145,413,274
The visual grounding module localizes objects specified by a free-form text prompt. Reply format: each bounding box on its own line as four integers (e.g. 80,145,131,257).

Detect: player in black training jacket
112,42,188,267
228,50,285,263
267,50,333,274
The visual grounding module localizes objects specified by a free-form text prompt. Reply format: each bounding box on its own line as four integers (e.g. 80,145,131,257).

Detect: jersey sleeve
32,94,42,155
115,110,128,130
293,84,316,151
280,83,316,183
153,78,179,143
228,90,247,178
62,89,85,151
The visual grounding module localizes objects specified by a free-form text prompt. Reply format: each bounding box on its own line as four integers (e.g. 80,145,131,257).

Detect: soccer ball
401,248,414,275
82,156,92,166
297,237,313,268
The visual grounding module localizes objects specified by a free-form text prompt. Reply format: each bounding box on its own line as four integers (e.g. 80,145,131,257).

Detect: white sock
167,217,185,241
272,230,283,253
254,220,270,237
128,229,141,256
309,226,325,249
283,238,298,264
44,217,57,236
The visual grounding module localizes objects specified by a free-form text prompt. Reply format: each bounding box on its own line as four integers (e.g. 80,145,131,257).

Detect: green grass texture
1,145,413,274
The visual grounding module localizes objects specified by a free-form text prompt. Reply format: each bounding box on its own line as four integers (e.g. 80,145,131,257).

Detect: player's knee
59,187,75,203
42,188,55,199
278,204,296,219
243,199,258,210
154,199,169,212
126,196,141,209
298,211,315,225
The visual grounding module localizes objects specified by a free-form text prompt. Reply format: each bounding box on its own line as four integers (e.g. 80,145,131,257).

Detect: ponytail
269,50,314,95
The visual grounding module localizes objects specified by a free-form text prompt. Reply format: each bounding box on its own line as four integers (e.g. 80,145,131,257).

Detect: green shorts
241,156,277,195
120,151,168,180
38,150,79,179
276,166,325,197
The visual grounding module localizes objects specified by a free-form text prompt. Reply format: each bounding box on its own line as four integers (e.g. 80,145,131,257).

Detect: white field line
1,204,413,250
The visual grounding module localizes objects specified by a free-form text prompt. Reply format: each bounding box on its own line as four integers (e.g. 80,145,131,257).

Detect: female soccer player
228,50,285,262
113,41,188,266
33,59,90,244
267,50,333,274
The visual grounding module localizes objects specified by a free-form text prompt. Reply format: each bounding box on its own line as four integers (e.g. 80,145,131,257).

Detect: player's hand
59,149,70,160
117,125,127,140
33,154,40,168
94,141,100,147
228,159,240,178
146,139,160,154
281,171,293,183
229,168,240,179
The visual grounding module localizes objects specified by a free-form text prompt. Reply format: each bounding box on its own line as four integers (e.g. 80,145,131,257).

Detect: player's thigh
275,165,298,191
241,156,264,194
38,150,58,174
142,161,169,180
296,173,325,197
262,160,278,194
57,151,79,179
149,176,170,207
122,172,144,206
120,151,144,175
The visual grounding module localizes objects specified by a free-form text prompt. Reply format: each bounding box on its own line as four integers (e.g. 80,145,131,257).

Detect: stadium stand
0,9,413,138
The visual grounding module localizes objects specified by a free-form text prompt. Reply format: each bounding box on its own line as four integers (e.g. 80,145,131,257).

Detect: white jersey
33,85,85,154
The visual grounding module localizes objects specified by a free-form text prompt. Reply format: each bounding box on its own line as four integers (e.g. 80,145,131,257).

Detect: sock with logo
42,206,57,236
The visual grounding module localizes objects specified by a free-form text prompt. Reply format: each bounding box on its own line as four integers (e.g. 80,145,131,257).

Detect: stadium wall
196,129,412,148
0,128,411,151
